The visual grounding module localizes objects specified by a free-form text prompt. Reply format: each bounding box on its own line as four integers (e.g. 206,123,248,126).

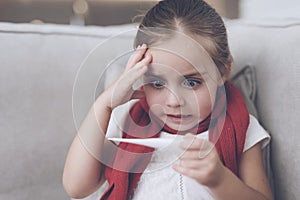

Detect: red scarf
101,81,249,200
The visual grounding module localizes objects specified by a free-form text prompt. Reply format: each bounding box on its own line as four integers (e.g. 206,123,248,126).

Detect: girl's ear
140,86,144,91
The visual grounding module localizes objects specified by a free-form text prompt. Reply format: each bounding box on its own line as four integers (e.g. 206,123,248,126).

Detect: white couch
0,19,299,200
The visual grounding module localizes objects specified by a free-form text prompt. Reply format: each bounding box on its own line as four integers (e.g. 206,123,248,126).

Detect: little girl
63,0,274,199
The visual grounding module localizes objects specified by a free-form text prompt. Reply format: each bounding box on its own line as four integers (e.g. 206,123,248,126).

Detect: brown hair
134,0,232,77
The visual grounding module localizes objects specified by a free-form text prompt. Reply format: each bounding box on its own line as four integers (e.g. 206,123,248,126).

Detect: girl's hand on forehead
101,44,152,110
126,44,151,71
173,133,226,188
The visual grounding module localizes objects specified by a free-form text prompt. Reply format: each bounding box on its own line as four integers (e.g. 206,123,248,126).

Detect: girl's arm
209,142,274,200
173,135,274,200
62,100,112,199
62,44,152,199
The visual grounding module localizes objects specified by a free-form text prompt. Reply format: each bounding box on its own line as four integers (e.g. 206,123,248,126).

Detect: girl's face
143,47,223,132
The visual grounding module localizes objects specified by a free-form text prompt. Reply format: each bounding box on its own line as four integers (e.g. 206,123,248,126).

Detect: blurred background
1,0,299,26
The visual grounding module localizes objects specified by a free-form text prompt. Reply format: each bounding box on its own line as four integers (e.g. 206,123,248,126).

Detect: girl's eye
182,79,202,89
149,80,165,89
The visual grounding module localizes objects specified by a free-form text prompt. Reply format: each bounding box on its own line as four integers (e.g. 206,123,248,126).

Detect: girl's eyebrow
144,72,163,78
182,72,207,78
144,72,207,78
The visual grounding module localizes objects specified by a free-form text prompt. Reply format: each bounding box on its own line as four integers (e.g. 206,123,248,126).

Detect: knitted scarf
101,81,249,200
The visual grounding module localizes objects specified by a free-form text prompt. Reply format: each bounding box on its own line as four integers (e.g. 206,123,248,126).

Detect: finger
180,134,204,150
179,148,215,160
179,149,202,160
119,64,148,91
198,143,215,159
173,164,205,179
179,142,215,160
180,135,214,152
178,159,204,169
132,54,152,69
126,44,148,70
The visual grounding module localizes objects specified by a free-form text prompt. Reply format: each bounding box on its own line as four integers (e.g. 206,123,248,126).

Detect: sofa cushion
0,22,135,200
230,65,258,118
227,19,300,200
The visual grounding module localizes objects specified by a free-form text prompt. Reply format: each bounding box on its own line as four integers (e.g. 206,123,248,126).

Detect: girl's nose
165,89,184,108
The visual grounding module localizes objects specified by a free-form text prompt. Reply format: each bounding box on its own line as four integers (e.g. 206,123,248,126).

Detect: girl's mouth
166,114,193,123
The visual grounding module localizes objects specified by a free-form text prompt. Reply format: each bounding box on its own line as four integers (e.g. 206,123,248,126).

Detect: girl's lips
167,114,191,118
166,114,193,123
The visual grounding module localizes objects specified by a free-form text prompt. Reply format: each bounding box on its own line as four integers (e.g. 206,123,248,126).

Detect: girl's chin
163,118,200,132
153,114,201,132
165,123,198,132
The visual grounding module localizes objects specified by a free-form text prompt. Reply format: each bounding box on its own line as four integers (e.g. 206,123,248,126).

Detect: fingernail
141,43,147,48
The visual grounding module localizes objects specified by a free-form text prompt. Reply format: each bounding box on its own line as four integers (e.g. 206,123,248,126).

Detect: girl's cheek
144,87,165,99
144,89,163,104
191,90,214,118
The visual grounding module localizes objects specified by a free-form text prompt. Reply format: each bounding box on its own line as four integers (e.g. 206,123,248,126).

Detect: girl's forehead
144,33,220,79
146,48,208,75
147,48,190,65
146,63,202,77
146,36,215,68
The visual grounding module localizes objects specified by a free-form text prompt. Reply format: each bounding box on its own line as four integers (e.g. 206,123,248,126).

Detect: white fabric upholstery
0,22,135,200
227,19,300,200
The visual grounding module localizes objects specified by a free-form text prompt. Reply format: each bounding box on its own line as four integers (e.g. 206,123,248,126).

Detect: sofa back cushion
0,22,135,199
227,19,300,200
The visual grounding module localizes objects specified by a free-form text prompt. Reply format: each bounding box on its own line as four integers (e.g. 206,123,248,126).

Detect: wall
0,0,157,26
240,0,300,19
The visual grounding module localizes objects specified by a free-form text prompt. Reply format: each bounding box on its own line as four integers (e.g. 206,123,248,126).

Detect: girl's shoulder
243,115,271,152
106,100,138,139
